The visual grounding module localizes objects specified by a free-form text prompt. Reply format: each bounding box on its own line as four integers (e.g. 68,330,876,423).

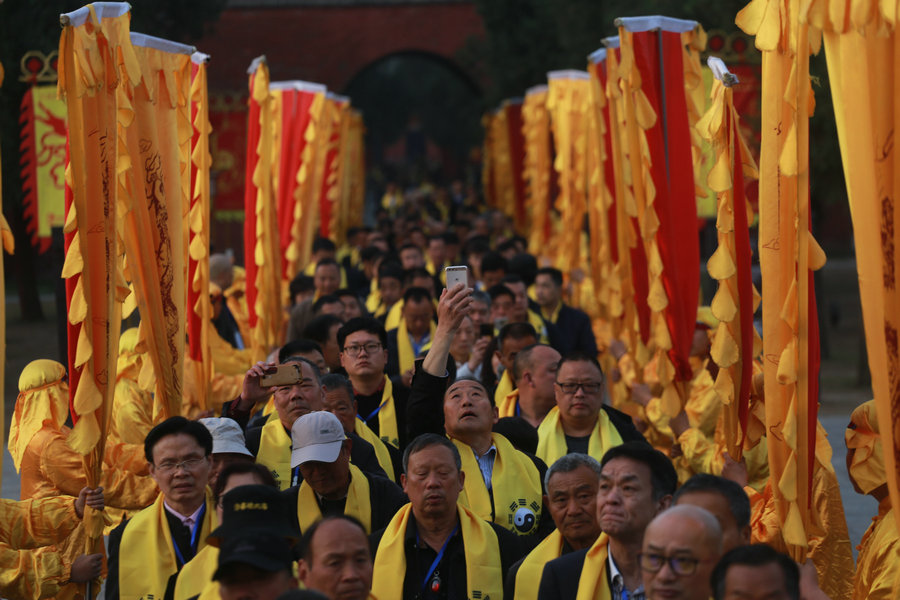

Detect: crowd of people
2,188,896,600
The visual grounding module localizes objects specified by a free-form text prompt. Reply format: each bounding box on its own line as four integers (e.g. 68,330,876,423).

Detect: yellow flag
814,0,900,536
0,62,13,494
522,85,552,257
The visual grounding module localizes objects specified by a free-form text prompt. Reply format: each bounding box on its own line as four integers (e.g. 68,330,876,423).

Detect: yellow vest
371,503,503,600
297,463,372,533
257,413,293,490
453,434,543,536
173,544,218,600
515,529,565,600
536,406,623,465
119,491,218,600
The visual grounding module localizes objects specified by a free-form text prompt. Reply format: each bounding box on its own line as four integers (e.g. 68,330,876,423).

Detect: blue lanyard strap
418,524,458,592
361,397,388,424
172,503,206,567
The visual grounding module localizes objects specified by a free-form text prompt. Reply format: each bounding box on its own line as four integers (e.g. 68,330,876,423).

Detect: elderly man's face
273,361,325,430
299,519,373,600
402,444,464,521
545,465,601,550
149,433,211,511
443,380,497,441
641,511,721,600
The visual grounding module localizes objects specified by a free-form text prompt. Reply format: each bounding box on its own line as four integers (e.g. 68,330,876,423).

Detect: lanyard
361,397,388,424
172,502,206,567
419,524,458,592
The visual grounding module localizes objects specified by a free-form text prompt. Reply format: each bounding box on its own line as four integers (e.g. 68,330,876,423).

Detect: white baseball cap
199,417,253,457
290,411,346,468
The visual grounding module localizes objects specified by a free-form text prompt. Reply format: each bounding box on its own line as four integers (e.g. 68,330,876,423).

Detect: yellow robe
852,499,898,600
0,497,82,600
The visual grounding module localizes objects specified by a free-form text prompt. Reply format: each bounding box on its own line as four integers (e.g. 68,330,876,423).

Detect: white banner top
525,84,548,96
603,37,620,49
547,69,590,81
191,52,210,65
270,80,328,94
247,55,267,75
707,56,739,86
61,2,130,27
614,16,699,33
131,32,195,55
588,48,607,64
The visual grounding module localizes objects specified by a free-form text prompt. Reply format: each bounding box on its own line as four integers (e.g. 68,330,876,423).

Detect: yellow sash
397,319,435,375
366,278,381,314
173,544,218,600
453,434,543,536
263,396,275,416
359,375,399,449
384,300,404,331
494,370,514,406
497,388,519,418
119,490,218,600
371,503,503,600
536,406,624,465
355,418,395,480
197,581,220,600
515,529,565,600
257,413,293,490
297,463,372,533
528,309,550,344
575,533,612,600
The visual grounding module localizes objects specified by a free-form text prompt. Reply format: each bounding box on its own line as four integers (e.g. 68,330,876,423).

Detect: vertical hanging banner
58,1,139,547
243,56,282,361
522,85,552,256
320,93,349,241
187,51,212,416
283,82,327,281
811,0,900,536
119,32,194,420
697,57,761,459
503,99,528,232
737,0,824,563
0,63,13,494
616,16,703,416
19,84,67,253
546,70,591,274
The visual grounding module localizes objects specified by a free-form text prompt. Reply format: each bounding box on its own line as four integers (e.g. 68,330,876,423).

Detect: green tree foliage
0,0,226,319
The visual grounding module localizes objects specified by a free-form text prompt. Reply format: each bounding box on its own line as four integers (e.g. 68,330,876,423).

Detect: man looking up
641,505,724,600
492,321,537,407
237,358,386,490
711,544,800,600
535,267,598,356
338,317,410,452
406,284,551,537
299,515,374,600
538,442,677,600
537,352,645,465
506,454,604,600
286,411,406,534
106,417,218,600
497,343,561,427
370,434,523,600
386,287,435,384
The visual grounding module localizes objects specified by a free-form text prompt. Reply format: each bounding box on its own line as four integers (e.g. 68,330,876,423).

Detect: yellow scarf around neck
173,544,218,600
575,533,611,600
297,463,372,533
257,413,294,490
515,529,565,600
371,503,503,600
384,299,404,330
397,318,434,375
497,388,519,418
355,418,395,480
453,434,542,536
536,406,623,465
366,374,400,448
119,490,218,600
494,370,514,406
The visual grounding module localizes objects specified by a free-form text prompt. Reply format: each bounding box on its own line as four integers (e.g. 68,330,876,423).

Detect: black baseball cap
212,534,294,581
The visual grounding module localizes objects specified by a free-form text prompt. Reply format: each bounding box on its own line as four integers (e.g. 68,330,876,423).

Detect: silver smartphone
445,265,469,290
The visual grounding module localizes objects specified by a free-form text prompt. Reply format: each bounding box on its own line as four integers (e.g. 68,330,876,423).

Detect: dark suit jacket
547,304,598,356
537,548,591,600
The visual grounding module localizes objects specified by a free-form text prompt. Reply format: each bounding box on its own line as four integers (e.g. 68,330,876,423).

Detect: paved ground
0,256,879,556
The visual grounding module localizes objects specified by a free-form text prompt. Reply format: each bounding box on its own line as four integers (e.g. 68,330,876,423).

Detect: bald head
642,505,723,600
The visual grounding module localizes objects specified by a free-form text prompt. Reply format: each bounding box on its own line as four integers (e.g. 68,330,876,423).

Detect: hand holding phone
259,363,303,387
445,265,469,290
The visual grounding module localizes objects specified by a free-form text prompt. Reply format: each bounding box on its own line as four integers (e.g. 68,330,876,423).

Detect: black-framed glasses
155,457,207,474
342,342,383,357
638,553,702,576
555,381,603,395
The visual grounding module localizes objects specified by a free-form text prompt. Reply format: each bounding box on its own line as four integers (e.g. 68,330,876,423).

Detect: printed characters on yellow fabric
453,435,542,536
296,464,372,533
514,529,565,600
256,413,294,491
0,496,84,600
118,491,217,600
371,503,503,600
536,406,623,465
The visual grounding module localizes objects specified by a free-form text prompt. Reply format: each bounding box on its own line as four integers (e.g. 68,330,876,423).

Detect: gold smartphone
259,363,303,387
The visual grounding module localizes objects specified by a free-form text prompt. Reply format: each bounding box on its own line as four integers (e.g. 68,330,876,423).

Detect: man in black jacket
535,267,598,356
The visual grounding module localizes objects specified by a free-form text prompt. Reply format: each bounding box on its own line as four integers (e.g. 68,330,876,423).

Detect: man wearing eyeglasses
537,442,677,600
641,504,723,600
106,417,218,600
338,317,410,451
536,352,646,465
